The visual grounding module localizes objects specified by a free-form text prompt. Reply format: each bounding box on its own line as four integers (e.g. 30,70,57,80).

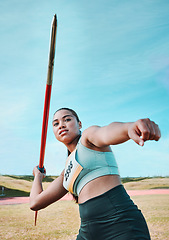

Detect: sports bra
63,141,119,196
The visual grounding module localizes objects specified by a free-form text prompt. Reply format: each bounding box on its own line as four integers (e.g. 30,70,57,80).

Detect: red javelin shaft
38,84,52,170
35,14,57,226
38,14,57,172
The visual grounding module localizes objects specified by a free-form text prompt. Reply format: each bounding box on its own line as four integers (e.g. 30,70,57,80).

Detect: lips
59,129,68,135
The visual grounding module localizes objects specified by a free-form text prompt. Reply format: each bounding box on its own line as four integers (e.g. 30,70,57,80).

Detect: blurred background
0,0,169,177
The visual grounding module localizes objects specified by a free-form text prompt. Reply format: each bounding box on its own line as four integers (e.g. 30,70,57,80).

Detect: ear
78,121,82,129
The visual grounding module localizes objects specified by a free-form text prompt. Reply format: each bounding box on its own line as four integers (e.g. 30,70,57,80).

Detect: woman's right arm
82,119,161,148
30,167,68,211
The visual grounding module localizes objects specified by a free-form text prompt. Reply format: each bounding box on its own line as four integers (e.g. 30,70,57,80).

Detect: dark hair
54,107,80,122
54,107,80,203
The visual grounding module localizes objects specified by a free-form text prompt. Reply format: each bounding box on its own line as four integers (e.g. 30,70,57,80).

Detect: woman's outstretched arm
30,168,68,211
82,118,161,148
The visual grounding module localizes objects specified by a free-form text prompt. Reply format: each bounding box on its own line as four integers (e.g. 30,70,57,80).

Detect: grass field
0,201,80,240
0,195,169,240
1,175,169,197
133,195,169,240
0,176,169,239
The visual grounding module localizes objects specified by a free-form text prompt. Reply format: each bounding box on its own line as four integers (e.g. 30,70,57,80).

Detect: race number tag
63,149,83,194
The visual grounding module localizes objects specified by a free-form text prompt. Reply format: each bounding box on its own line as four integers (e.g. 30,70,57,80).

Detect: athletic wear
63,141,151,239
76,185,151,240
63,141,119,195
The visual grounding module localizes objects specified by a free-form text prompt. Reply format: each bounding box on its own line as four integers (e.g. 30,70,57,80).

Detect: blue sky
0,0,169,177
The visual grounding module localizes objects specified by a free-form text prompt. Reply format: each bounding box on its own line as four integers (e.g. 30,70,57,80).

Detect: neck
66,134,81,153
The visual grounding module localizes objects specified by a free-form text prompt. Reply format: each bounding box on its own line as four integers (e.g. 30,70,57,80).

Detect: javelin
35,14,57,226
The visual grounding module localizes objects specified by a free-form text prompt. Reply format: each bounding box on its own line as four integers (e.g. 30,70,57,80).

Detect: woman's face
52,109,82,144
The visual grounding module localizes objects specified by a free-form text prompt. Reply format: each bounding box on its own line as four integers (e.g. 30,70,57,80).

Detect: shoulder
81,125,100,142
83,125,101,135
80,125,98,146
81,125,111,151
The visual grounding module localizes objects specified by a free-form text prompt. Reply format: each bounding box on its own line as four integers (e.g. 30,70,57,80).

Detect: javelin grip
38,166,45,173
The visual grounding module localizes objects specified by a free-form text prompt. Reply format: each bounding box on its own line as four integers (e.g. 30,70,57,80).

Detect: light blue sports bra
63,141,119,196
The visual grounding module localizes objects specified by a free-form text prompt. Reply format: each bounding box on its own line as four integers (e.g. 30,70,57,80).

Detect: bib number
63,150,83,194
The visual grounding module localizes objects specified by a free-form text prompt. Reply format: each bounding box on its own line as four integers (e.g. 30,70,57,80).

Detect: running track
0,189,169,205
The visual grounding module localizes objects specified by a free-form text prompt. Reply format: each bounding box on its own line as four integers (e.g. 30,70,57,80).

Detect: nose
59,120,66,129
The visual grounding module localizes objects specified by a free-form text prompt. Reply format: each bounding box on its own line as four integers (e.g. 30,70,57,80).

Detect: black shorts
76,185,151,240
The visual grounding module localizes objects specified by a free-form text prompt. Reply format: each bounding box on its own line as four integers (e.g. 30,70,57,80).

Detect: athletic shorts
76,185,151,240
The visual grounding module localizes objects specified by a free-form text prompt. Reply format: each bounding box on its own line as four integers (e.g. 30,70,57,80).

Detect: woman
30,107,161,239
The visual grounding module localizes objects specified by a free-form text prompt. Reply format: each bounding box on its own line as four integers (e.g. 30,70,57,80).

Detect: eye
65,118,71,122
53,122,59,127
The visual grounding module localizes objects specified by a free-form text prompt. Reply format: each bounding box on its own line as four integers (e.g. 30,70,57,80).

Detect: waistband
79,184,136,221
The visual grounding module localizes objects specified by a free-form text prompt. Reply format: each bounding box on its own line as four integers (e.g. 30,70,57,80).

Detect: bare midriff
78,174,121,204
